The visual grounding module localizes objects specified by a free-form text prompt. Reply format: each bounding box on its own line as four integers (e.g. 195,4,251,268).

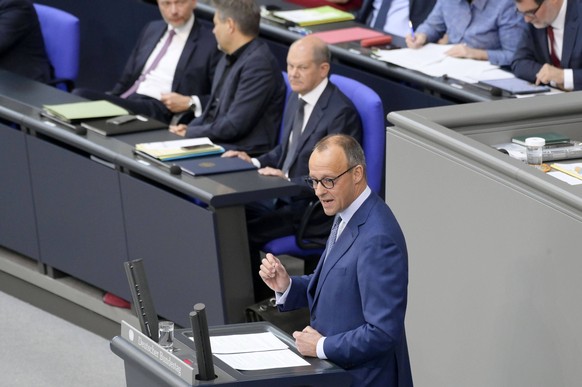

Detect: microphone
189,303,215,381
74,125,87,135
169,164,182,175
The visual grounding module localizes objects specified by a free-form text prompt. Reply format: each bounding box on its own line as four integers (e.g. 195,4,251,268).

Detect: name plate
120,320,194,384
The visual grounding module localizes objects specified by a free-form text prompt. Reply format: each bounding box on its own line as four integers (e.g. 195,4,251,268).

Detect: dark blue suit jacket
0,0,51,82
281,192,412,387
357,0,436,30
185,39,286,155
110,18,220,108
512,0,582,90
258,81,362,183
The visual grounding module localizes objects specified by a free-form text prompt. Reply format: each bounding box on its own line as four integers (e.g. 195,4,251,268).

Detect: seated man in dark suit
0,0,51,83
357,0,436,36
512,0,582,91
223,35,362,301
169,0,286,155
74,0,220,124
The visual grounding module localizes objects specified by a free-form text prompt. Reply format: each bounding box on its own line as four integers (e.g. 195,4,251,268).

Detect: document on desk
374,44,499,80
206,332,310,370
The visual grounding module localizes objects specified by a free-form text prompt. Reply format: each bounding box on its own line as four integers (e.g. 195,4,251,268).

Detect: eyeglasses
520,0,545,18
304,165,357,190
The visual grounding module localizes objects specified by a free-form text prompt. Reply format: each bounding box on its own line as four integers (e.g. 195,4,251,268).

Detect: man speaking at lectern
259,135,412,387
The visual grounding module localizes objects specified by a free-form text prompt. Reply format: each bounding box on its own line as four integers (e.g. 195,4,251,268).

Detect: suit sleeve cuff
316,337,327,359
564,69,574,90
191,96,202,117
275,278,292,304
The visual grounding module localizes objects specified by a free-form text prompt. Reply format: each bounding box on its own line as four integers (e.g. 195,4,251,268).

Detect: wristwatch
188,96,196,110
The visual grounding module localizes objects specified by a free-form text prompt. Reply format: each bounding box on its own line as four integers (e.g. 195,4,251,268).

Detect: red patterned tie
546,26,561,68
121,29,176,98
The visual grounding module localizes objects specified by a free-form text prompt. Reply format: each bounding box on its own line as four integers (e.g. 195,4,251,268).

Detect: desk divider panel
0,124,39,259
27,135,129,296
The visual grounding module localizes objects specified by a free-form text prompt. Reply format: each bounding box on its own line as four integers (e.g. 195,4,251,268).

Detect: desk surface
0,70,302,207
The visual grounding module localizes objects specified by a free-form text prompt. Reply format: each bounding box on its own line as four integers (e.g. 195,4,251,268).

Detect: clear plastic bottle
525,137,545,169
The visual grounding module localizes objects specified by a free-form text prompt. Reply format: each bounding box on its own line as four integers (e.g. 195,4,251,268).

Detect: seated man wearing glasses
512,0,582,91
223,35,361,301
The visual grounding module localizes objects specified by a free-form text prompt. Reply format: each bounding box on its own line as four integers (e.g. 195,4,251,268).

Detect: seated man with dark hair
169,0,286,155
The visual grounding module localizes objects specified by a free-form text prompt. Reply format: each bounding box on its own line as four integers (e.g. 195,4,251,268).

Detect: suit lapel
282,83,334,169
173,22,200,91
137,26,166,80
310,194,377,308
561,0,580,66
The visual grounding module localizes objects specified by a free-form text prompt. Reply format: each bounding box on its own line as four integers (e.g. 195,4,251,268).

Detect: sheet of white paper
138,137,213,150
214,349,310,370
547,171,582,185
208,332,289,354
375,44,451,70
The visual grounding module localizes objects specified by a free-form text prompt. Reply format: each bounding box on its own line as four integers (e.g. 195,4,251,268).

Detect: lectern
111,321,349,386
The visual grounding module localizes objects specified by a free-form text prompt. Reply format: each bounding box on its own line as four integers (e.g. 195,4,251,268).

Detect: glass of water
158,320,174,351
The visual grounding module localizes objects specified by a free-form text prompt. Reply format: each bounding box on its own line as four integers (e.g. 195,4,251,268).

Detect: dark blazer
257,81,362,183
357,0,437,30
185,39,286,155
281,192,412,387
512,0,582,90
111,18,220,108
0,0,51,82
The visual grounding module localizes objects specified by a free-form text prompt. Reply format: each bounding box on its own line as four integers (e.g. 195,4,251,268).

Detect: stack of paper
374,44,499,81
273,6,354,26
42,100,129,123
205,332,310,371
135,137,224,161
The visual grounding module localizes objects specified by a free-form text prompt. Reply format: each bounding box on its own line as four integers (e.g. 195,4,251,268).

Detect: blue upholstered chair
261,74,385,270
33,4,80,91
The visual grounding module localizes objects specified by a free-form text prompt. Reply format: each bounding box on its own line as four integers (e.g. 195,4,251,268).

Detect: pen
288,26,311,36
409,20,415,40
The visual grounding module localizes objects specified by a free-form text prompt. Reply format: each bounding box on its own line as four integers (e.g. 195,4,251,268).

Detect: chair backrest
329,74,385,194
33,4,80,90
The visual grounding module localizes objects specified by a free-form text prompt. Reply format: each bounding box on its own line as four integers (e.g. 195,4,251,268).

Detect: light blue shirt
415,0,526,66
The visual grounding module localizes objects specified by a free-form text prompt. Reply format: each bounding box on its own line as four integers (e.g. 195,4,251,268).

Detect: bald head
287,36,331,95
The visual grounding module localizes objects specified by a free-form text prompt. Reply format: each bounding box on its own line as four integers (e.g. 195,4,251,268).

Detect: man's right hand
160,92,190,113
221,150,252,163
405,32,427,49
259,253,291,293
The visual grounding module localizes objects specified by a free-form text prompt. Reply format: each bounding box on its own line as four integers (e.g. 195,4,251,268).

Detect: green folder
273,6,355,27
42,100,129,123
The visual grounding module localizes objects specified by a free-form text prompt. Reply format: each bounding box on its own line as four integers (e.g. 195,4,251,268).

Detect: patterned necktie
282,98,306,173
121,29,176,98
546,26,561,68
373,0,393,30
325,215,342,260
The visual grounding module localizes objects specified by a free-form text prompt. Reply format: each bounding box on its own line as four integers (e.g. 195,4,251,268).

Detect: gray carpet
0,290,126,386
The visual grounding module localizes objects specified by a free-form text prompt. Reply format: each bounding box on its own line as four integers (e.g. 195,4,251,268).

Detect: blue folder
173,156,257,176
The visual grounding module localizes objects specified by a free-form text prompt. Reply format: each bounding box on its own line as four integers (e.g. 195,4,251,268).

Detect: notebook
81,115,167,136
42,100,129,123
479,78,550,95
135,137,225,161
174,156,257,176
